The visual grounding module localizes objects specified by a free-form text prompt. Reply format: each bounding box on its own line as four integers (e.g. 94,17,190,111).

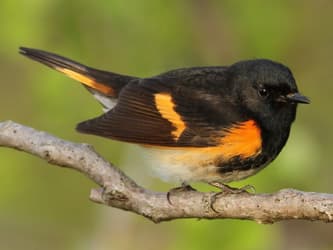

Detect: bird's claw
167,184,197,205
209,182,256,212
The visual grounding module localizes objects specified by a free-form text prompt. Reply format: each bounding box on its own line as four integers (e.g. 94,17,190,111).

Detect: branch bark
1,120,332,223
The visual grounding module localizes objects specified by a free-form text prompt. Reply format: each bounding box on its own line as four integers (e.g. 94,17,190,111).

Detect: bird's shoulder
151,66,229,89
129,66,231,104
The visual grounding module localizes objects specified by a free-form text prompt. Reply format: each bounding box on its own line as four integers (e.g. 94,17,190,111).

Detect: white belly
142,147,263,184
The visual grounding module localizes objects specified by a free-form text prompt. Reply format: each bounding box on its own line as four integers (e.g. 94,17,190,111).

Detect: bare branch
1,120,333,223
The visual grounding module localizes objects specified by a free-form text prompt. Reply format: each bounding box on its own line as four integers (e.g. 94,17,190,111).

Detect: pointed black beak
286,92,310,104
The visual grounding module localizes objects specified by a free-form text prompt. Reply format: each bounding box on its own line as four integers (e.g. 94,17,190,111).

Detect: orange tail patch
59,68,114,95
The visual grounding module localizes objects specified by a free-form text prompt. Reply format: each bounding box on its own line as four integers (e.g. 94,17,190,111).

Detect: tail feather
19,47,137,97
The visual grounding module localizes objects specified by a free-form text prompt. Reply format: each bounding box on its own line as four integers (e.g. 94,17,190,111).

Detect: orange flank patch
143,120,262,161
154,93,186,140
218,120,262,159
58,68,114,95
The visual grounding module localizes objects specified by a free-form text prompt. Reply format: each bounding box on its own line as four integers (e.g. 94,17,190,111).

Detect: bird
19,47,310,195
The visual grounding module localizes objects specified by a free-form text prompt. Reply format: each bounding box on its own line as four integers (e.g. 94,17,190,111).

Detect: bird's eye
258,87,269,98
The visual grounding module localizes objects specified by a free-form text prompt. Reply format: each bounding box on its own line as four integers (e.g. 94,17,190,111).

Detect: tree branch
1,120,332,223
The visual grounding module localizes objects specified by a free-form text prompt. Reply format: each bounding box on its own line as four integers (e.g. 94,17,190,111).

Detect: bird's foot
209,182,255,212
209,182,256,194
167,183,197,205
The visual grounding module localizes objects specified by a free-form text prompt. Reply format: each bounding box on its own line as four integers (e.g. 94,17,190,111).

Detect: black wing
76,76,245,147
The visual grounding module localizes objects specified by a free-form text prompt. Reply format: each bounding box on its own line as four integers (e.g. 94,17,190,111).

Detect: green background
0,1,332,249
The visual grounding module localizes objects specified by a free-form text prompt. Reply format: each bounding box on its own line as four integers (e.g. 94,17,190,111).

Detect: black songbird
19,47,310,190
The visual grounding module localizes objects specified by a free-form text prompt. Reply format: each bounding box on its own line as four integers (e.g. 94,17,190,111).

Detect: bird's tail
19,47,137,98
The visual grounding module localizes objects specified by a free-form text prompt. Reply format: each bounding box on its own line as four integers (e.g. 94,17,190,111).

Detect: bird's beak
285,92,310,104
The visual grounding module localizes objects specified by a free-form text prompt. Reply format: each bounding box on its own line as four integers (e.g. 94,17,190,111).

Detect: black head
228,59,310,132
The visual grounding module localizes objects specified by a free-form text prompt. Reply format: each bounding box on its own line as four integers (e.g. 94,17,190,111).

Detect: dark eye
258,87,269,98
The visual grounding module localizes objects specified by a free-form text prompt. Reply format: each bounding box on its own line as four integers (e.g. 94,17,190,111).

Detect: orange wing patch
154,93,186,141
58,68,114,95
217,120,262,159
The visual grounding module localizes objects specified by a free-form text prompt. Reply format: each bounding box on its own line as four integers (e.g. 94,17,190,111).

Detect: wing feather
76,79,243,147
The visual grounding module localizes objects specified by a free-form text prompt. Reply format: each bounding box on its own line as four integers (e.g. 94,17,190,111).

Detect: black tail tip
19,47,40,57
19,46,31,55
19,46,27,55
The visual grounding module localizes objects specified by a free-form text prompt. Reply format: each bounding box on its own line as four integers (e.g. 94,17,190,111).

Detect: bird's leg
209,182,256,212
209,182,256,194
167,182,197,205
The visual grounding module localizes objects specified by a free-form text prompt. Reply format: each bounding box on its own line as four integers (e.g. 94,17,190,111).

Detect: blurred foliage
0,0,332,250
